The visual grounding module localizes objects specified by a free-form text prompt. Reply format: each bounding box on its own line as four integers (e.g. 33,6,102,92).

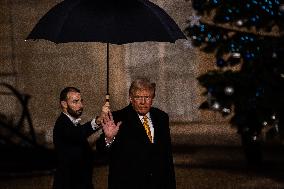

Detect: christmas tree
186,0,284,163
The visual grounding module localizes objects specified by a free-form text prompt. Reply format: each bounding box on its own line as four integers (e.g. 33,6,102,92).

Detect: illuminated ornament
216,58,226,67
232,52,241,58
211,0,221,5
189,12,201,26
212,102,220,110
222,107,231,114
256,87,264,97
275,123,279,132
271,114,276,120
250,15,259,24
236,20,243,26
209,37,217,43
262,121,268,126
252,135,258,141
244,52,253,60
272,52,277,58
199,24,205,32
224,16,230,21
245,3,251,9
224,86,234,95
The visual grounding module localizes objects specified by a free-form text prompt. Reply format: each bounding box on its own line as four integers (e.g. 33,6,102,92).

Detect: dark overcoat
53,113,95,189
97,104,176,189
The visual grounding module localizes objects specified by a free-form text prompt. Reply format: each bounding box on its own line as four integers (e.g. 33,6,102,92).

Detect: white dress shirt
63,112,101,130
138,112,154,142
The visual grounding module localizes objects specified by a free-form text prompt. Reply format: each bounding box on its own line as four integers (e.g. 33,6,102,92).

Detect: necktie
143,116,153,143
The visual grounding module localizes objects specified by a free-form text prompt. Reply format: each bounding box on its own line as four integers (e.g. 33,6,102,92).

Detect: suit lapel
127,105,153,144
149,109,162,144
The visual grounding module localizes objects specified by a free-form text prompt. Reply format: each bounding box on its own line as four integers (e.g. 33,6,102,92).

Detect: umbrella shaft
107,43,109,95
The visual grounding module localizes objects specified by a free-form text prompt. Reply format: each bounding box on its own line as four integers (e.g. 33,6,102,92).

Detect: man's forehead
67,91,81,98
133,89,152,95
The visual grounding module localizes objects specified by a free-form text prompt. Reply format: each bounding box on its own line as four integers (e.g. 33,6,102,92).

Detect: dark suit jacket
97,104,176,189
53,113,96,189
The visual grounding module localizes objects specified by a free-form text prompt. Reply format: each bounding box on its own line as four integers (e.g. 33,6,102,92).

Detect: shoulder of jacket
113,105,132,114
55,113,71,126
151,107,168,117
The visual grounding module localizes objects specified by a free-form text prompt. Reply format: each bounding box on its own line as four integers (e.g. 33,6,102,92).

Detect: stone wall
0,0,232,147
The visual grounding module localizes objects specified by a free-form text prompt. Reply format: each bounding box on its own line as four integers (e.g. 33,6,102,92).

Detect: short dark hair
129,77,156,98
60,87,80,102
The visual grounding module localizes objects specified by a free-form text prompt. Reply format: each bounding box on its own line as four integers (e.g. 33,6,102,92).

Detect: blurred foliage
186,0,284,139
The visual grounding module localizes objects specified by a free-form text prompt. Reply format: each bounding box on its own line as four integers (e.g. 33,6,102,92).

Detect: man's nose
140,98,146,104
79,101,84,108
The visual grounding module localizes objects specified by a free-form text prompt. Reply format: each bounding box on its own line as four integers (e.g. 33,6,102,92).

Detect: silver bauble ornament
232,52,241,58
212,102,220,110
224,86,234,95
236,20,243,26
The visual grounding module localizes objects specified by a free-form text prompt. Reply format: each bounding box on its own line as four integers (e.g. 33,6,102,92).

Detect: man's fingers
104,101,110,107
117,121,122,127
108,111,114,122
101,121,106,127
103,115,109,123
102,102,110,113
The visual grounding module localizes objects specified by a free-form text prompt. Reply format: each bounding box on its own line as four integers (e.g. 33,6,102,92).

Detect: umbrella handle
105,94,110,107
105,94,110,102
101,94,110,119
101,94,110,116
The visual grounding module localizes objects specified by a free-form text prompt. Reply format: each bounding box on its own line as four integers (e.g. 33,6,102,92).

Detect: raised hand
102,111,121,143
96,101,111,125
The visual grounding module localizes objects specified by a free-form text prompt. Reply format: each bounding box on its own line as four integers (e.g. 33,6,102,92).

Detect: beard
67,106,83,118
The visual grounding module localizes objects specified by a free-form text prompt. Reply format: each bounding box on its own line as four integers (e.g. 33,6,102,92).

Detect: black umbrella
26,0,186,99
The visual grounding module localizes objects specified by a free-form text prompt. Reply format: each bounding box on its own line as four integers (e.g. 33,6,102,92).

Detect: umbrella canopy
26,0,186,44
26,0,186,95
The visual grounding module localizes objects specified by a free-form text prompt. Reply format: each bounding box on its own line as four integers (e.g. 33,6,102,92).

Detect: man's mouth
139,107,147,109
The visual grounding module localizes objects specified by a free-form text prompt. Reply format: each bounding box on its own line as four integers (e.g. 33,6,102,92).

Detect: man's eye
134,96,151,101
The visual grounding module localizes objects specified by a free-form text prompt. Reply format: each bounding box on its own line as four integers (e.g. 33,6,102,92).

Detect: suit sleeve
54,120,94,145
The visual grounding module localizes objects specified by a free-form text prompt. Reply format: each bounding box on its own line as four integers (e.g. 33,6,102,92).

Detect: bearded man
53,87,105,189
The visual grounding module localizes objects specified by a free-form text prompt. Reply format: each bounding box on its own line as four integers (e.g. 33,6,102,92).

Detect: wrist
105,136,115,147
95,116,102,125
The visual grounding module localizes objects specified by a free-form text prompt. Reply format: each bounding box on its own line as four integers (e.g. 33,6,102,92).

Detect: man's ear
60,101,67,109
129,96,133,103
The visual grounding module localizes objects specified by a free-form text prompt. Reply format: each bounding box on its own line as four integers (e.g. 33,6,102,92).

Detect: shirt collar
63,112,81,126
138,112,150,121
